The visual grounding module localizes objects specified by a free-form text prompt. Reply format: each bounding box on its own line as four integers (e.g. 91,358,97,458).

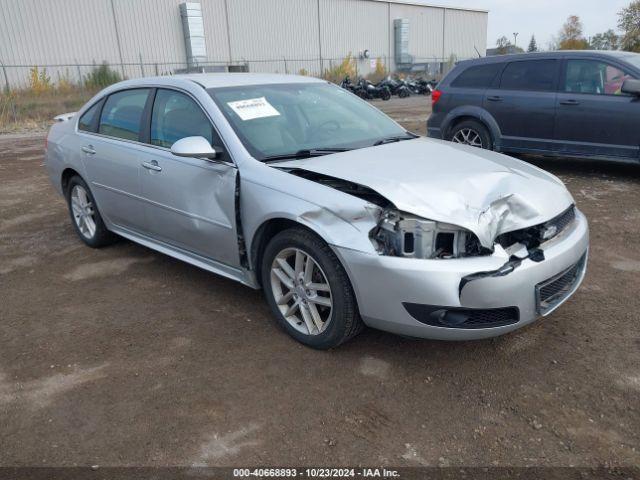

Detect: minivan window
98,89,150,141
451,63,502,88
151,89,214,148
78,101,101,132
500,60,557,92
564,59,635,95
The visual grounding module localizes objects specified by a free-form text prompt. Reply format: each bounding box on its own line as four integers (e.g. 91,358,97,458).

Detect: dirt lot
1,97,639,469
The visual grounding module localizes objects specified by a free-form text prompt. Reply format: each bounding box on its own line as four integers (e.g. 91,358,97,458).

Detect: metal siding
388,4,444,61
226,0,321,74
200,0,232,62
0,0,487,87
443,9,487,60
319,0,389,76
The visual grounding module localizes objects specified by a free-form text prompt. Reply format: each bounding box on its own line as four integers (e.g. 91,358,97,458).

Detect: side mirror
621,78,640,97
170,136,222,159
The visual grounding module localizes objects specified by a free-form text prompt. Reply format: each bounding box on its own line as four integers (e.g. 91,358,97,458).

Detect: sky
423,0,630,49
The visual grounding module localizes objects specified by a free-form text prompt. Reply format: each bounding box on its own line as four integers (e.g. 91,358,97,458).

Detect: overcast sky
426,0,629,49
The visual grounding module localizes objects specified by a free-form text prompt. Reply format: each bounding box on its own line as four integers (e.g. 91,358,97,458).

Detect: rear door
554,57,640,159
483,59,560,152
137,88,240,267
79,88,151,232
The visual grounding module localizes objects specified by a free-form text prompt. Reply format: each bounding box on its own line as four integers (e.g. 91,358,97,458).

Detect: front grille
403,303,520,329
536,253,587,315
497,205,576,248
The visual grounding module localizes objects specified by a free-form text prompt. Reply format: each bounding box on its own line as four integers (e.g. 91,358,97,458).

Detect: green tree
558,15,590,50
590,29,620,50
618,1,640,52
527,35,538,52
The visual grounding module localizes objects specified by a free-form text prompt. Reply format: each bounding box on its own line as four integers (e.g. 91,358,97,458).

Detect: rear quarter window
451,63,502,88
78,101,101,132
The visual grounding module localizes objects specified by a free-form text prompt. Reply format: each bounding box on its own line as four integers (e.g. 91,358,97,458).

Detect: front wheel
261,227,363,349
449,120,493,150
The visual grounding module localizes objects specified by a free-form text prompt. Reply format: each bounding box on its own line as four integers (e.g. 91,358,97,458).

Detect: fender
440,106,504,151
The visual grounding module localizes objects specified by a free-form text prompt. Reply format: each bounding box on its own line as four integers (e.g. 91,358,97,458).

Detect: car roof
111,73,326,90
460,50,640,67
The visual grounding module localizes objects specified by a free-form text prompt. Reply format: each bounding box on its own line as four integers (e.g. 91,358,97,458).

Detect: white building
0,0,487,88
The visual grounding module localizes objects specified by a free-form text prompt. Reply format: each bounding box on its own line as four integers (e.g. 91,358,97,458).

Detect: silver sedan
45,74,589,349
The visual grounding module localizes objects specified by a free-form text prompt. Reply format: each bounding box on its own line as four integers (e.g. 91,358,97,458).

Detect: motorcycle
378,77,411,98
356,78,391,101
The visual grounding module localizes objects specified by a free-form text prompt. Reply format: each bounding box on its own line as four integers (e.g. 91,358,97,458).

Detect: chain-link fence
1,54,468,92
0,54,469,131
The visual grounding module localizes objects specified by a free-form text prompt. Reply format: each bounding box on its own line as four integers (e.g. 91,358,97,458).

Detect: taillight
432,89,442,107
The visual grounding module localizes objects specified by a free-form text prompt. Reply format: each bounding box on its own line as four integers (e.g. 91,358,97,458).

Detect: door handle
81,145,96,155
487,96,502,102
142,160,162,172
560,99,580,106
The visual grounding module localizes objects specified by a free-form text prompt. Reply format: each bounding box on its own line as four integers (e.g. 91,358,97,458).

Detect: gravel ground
0,97,639,468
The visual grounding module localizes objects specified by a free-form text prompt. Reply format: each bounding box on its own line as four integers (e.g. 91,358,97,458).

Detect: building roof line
369,0,488,14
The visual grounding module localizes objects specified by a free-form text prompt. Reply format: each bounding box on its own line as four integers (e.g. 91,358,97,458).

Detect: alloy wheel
270,247,333,336
452,128,483,148
70,184,96,239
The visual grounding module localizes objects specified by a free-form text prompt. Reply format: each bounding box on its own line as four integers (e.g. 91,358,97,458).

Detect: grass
0,88,97,133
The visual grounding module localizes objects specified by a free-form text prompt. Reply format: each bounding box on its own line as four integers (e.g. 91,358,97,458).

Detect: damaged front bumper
334,209,589,341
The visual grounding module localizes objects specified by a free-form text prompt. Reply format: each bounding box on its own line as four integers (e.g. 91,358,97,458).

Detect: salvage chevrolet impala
45,74,589,349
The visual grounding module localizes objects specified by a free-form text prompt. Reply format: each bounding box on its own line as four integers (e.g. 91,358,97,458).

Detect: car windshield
208,82,411,161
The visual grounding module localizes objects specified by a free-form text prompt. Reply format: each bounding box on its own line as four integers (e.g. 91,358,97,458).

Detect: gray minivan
427,51,640,162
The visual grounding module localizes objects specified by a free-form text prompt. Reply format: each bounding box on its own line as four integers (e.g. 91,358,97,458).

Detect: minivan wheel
261,227,363,349
450,120,492,150
66,176,116,248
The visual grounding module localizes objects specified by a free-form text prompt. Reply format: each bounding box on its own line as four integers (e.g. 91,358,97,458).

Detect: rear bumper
334,209,589,341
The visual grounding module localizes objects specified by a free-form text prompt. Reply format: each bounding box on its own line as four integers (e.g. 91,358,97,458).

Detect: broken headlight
371,210,489,259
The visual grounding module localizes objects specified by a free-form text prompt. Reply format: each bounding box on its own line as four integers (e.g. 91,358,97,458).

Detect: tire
449,119,493,150
261,227,364,349
65,175,116,248
381,88,391,101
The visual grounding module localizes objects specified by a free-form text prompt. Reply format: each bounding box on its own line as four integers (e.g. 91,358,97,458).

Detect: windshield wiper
262,148,351,162
373,132,419,146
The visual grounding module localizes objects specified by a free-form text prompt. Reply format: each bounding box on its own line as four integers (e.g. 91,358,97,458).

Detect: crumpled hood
276,138,574,247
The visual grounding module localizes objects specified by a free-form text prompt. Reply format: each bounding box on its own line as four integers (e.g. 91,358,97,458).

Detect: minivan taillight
431,89,442,107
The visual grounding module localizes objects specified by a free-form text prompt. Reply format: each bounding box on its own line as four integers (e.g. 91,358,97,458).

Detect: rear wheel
261,227,363,349
449,120,492,150
66,176,116,248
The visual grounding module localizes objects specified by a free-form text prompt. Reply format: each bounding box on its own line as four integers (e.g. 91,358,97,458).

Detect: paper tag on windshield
227,97,280,121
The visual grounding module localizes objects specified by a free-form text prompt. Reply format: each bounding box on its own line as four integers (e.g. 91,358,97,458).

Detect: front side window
564,59,635,95
209,82,407,160
500,60,557,92
98,89,150,141
150,89,214,148
451,63,502,88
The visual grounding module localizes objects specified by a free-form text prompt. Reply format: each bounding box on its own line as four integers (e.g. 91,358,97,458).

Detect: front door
138,88,240,267
554,58,640,159
483,59,559,153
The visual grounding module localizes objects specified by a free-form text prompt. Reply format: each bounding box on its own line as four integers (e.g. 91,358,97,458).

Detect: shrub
84,62,121,89
322,53,357,84
298,68,309,76
366,58,387,83
28,67,53,95
56,69,75,94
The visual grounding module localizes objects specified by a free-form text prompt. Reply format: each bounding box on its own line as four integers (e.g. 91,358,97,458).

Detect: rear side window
150,89,214,148
500,60,558,92
98,89,150,141
451,63,502,88
78,102,101,132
